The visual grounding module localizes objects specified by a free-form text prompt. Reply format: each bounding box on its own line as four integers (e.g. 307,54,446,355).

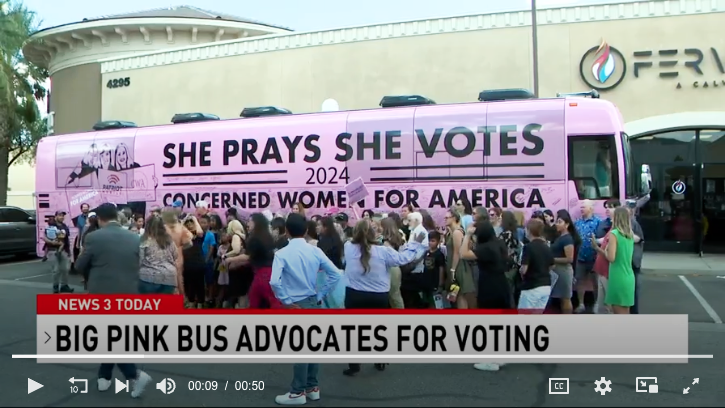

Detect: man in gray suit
74,202,152,398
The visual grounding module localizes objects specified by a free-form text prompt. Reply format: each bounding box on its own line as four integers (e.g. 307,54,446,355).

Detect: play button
28,378,43,394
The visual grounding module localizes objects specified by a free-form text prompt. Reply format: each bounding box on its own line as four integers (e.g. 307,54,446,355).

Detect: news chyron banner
33,295,689,364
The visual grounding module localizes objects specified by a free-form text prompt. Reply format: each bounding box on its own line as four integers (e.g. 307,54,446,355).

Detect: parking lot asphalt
0,257,723,407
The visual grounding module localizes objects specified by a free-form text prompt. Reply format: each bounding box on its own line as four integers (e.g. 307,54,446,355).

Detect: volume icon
156,378,176,394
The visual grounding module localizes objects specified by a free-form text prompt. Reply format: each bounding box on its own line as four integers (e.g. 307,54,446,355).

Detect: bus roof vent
478,88,535,102
240,106,292,118
92,120,137,131
171,113,220,124
556,89,600,99
380,95,436,108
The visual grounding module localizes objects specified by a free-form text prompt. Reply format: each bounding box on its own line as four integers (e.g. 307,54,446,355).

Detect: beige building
21,0,725,253
7,163,35,209
22,0,725,134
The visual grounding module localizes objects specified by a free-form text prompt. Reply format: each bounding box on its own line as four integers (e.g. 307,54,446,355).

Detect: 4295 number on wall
107,77,130,89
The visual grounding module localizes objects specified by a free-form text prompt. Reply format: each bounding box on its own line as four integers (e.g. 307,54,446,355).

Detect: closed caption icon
549,378,570,395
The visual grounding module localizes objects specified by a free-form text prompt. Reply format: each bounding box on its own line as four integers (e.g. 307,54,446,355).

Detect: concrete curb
641,269,725,276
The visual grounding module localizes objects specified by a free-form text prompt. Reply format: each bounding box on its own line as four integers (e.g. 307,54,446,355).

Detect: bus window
567,135,620,200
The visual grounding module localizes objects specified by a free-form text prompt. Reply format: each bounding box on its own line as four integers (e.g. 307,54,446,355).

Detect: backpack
400,253,426,274
498,230,521,268
386,238,423,274
500,230,522,284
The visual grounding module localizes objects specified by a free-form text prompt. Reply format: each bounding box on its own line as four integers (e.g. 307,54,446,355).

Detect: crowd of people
42,196,645,403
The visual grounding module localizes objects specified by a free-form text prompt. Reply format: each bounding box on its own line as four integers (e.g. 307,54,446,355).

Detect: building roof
24,5,292,74
43,5,291,33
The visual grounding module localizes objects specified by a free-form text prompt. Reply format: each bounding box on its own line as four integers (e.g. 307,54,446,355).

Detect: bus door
567,133,620,215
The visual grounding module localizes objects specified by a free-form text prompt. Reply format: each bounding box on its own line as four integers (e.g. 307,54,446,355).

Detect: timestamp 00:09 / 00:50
188,380,265,391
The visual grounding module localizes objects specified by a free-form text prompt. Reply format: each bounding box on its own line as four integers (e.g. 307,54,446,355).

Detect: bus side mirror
640,164,652,195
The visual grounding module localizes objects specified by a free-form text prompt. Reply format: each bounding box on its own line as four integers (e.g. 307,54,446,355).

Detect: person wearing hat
42,210,74,293
172,199,187,220
195,200,210,217
334,212,353,240
71,203,92,273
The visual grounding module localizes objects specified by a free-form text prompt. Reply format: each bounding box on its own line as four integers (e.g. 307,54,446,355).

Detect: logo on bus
579,40,627,91
107,174,120,184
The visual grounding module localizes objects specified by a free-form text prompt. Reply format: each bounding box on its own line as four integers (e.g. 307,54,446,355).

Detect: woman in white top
342,219,425,377
381,217,405,309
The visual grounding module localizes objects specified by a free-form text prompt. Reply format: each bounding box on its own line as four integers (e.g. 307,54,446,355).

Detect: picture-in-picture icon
636,377,658,393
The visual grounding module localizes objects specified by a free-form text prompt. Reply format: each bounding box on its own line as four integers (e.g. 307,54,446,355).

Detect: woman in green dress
591,207,635,314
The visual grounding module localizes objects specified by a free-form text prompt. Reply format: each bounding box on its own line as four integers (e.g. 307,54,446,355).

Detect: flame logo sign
591,40,616,84
107,174,120,184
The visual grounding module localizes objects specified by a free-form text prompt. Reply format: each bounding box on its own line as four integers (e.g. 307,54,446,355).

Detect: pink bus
34,89,651,255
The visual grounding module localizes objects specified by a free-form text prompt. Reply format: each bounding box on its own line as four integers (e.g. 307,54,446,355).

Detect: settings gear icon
594,377,612,395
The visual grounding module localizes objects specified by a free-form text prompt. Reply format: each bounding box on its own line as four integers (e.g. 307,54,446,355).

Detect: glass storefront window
699,130,725,252
631,128,725,253
699,130,725,163
631,130,697,164
632,130,697,248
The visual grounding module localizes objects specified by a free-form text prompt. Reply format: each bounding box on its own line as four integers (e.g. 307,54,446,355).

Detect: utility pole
531,0,540,97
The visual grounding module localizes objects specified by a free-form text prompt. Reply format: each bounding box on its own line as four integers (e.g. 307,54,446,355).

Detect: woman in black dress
182,217,207,308
224,219,254,308
460,220,512,310
459,220,513,372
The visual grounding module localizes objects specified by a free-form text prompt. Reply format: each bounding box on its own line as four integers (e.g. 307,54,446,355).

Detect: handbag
502,232,522,283
593,234,611,278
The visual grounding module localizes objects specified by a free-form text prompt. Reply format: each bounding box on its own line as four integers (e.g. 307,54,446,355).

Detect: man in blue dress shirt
270,213,343,405
574,200,602,313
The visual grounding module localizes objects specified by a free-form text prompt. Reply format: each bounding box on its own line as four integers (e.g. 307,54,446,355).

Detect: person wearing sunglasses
541,209,558,243
455,198,474,230
489,208,503,236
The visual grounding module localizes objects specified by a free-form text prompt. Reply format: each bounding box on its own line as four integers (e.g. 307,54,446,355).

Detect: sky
22,0,637,115
25,0,636,31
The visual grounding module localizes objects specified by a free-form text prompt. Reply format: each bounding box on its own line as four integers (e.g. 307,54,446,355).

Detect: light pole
531,0,539,97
